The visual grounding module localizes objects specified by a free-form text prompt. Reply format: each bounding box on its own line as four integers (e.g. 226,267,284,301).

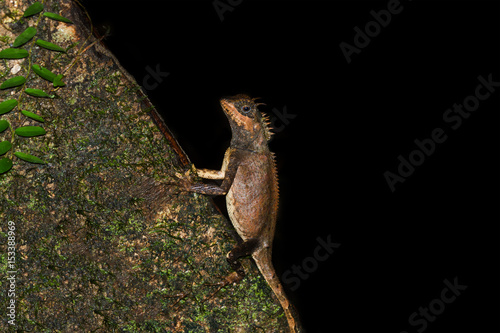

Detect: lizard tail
252,249,303,333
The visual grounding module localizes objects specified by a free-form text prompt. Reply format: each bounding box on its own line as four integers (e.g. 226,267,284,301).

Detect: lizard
179,94,302,332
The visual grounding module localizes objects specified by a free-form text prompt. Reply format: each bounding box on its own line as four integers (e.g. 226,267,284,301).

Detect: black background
81,1,499,332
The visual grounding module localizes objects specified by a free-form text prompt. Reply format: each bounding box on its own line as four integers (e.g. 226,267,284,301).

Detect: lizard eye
241,105,251,113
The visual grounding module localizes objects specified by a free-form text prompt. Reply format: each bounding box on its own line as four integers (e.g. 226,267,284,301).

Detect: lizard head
220,94,273,149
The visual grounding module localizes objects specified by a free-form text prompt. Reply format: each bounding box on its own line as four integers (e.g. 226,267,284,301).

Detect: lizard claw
166,165,198,192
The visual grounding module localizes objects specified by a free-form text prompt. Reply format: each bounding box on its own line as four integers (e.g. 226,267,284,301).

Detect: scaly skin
184,94,302,332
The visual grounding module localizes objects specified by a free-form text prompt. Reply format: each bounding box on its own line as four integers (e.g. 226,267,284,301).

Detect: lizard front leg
196,148,234,179
186,148,241,195
196,148,231,180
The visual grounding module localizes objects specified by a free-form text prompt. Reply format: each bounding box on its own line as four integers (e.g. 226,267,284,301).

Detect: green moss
0,35,10,44
0,0,286,331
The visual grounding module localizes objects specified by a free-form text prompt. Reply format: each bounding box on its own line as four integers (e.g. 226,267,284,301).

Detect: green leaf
21,110,45,123
36,39,65,52
0,158,13,174
13,27,37,47
0,141,12,155
14,152,45,164
23,2,44,17
53,74,65,87
15,125,46,137
43,12,72,23
25,88,54,98
32,64,56,82
0,76,26,89
0,48,29,59
0,120,9,132
0,99,18,115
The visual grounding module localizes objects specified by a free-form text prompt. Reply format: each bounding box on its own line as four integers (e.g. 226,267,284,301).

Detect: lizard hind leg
203,239,260,300
226,238,260,277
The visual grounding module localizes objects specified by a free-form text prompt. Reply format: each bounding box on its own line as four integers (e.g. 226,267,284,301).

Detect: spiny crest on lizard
220,94,274,147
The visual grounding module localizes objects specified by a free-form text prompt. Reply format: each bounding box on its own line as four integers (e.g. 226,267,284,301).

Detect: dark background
81,1,499,332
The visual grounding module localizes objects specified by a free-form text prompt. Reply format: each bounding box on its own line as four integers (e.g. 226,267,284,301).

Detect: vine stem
8,0,46,160
16,0,46,113
61,35,104,76
60,0,95,77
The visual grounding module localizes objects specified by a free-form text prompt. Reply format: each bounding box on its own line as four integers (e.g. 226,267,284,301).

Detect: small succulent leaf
21,110,45,123
24,88,54,98
53,74,66,87
0,76,26,89
0,120,9,132
0,48,29,59
0,99,18,115
0,157,13,174
13,27,37,47
32,64,57,82
23,2,44,17
43,12,72,23
36,39,65,52
15,126,46,137
14,152,45,164
0,141,12,155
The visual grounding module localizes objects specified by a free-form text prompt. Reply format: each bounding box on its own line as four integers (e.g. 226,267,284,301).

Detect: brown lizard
180,94,302,332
